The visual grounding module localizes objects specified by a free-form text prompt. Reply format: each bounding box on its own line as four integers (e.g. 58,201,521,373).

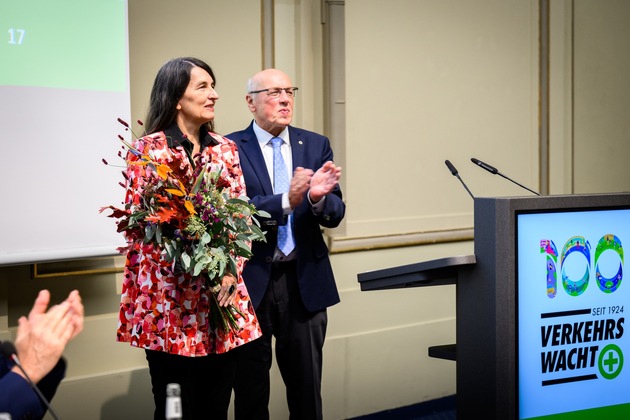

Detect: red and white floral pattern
116,131,262,356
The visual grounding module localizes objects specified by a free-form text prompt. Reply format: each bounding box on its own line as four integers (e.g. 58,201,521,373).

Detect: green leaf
235,233,250,242
249,224,266,241
235,240,250,252
144,224,155,241
200,232,212,246
228,257,238,277
192,262,203,277
191,166,207,194
163,241,175,260
181,252,191,271
226,197,247,205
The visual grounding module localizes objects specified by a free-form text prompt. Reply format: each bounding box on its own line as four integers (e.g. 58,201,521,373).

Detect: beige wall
127,0,262,136
572,0,630,193
1,0,630,419
344,0,540,240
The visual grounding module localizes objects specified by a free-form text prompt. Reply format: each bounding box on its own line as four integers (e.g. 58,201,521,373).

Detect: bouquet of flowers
101,118,268,333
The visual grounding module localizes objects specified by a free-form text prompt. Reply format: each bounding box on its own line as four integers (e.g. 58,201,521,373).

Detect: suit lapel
289,126,306,170
239,125,274,195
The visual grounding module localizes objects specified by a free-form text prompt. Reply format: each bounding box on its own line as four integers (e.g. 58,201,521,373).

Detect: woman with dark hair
116,57,262,419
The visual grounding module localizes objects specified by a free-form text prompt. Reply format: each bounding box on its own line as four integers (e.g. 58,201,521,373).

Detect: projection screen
0,0,130,265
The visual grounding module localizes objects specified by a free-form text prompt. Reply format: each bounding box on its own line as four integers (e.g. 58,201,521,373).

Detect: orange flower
146,207,177,223
184,200,196,215
165,188,185,197
156,163,172,179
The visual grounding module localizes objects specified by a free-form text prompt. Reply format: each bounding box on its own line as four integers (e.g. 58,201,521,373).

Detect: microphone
0,340,61,420
444,160,474,199
470,157,540,196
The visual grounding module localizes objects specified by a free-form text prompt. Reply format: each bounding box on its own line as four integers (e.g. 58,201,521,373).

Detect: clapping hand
308,161,341,203
13,290,84,384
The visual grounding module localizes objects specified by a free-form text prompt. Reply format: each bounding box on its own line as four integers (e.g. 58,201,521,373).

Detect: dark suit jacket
227,123,345,312
0,356,66,420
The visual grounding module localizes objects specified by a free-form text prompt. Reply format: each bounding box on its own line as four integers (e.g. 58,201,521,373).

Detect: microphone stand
470,157,540,196
445,160,475,199
496,172,540,196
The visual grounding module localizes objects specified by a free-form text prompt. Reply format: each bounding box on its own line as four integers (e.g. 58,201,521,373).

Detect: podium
358,192,630,419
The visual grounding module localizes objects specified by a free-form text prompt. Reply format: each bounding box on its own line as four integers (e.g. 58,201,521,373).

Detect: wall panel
344,0,540,239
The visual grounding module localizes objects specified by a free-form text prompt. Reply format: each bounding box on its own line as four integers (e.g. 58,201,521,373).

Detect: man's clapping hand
13,290,84,384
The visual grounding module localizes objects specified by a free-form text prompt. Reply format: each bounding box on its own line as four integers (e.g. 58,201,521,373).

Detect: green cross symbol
598,344,624,380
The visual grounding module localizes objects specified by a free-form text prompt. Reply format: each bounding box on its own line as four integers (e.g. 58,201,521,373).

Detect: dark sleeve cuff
0,371,45,419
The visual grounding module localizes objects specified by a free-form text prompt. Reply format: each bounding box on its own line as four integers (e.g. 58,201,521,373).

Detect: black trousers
145,349,236,420
234,261,328,420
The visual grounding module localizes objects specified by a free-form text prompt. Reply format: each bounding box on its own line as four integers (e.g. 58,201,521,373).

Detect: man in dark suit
227,68,345,420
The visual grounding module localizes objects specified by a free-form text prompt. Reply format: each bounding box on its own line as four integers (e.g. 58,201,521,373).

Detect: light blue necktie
271,137,295,255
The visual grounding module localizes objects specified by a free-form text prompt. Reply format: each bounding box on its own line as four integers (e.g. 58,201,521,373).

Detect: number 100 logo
540,235,624,298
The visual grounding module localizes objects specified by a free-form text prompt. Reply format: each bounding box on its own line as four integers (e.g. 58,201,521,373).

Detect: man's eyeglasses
248,87,299,98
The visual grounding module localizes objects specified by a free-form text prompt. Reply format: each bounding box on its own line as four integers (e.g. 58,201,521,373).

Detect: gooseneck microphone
470,157,540,196
0,340,61,420
445,160,475,199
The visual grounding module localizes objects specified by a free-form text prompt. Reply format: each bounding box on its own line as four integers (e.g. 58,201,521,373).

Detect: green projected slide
0,0,127,91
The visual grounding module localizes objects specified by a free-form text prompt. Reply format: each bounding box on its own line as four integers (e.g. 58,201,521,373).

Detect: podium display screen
517,207,630,419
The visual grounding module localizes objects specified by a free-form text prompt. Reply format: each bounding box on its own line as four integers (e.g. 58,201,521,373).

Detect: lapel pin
299,141,303,145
